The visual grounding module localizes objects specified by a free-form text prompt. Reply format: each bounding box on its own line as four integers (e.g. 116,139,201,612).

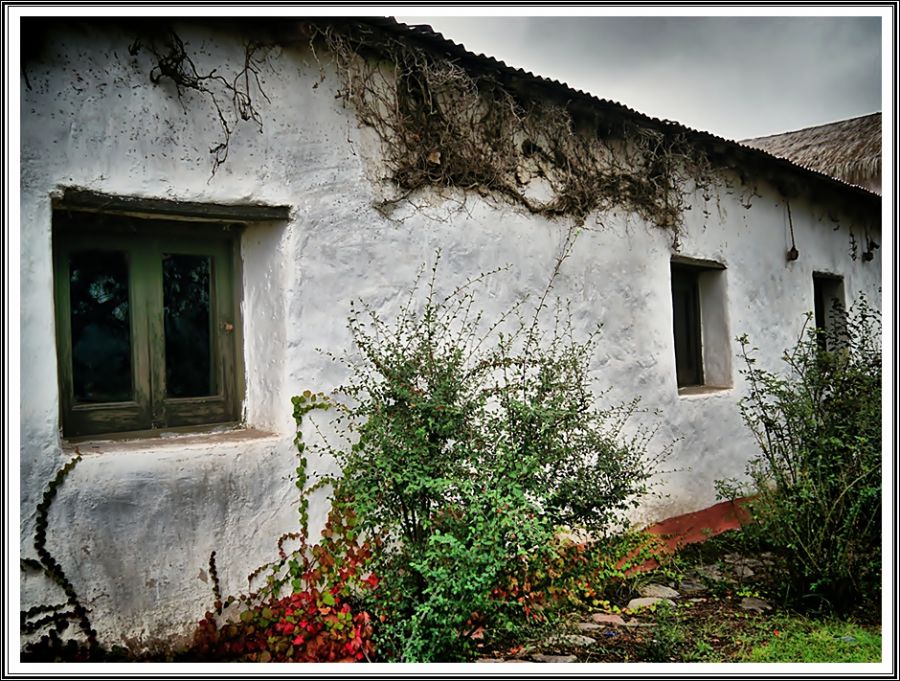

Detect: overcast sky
397,15,882,141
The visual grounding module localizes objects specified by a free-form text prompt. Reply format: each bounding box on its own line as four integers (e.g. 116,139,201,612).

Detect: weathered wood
670,254,726,270
53,212,243,438
56,189,291,222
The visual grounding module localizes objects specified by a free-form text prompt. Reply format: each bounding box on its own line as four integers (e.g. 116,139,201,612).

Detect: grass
738,615,881,663
679,611,881,663
631,598,882,664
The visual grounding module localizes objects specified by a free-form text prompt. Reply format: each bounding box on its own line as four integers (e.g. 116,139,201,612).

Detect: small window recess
812,272,846,352
670,256,732,396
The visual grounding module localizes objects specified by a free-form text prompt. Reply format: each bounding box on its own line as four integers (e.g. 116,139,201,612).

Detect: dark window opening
813,273,845,351
69,250,133,403
163,253,214,398
671,265,703,388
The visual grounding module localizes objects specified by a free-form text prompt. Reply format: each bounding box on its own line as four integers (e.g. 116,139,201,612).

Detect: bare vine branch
137,30,273,175
308,21,720,246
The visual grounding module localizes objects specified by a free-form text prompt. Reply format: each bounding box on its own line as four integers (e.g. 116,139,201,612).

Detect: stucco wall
19,21,882,648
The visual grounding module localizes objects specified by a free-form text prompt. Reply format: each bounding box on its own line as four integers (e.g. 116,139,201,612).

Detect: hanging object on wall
785,200,799,261
863,224,879,262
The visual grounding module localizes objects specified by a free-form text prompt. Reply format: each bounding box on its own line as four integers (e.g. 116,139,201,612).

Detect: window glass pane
164,254,213,397
70,250,133,403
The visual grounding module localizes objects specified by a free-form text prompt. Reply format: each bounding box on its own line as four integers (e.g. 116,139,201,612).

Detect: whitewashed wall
19,22,882,649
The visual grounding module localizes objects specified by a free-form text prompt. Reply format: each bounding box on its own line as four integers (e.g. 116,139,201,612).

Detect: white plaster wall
19,21,882,649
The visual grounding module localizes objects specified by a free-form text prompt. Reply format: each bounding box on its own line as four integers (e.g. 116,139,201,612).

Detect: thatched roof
741,113,881,194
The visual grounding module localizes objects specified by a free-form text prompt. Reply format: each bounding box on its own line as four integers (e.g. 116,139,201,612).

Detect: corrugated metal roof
357,17,881,203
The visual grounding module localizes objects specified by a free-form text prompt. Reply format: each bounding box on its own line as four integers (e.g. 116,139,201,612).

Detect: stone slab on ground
639,584,680,599
621,618,654,628
723,552,769,570
678,576,707,594
695,564,734,583
732,564,755,579
531,654,578,663
558,634,597,648
626,597,676,611
740,597,772,612
576,622,603,632
591,613,626,626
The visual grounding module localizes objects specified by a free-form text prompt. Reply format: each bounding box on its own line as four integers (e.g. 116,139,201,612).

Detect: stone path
476,552,776,663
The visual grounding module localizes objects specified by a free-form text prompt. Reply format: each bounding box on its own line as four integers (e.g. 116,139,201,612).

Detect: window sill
61,425,279,455
677,385,733,398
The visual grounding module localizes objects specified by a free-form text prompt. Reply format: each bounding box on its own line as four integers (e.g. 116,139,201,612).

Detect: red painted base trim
619,497,754,574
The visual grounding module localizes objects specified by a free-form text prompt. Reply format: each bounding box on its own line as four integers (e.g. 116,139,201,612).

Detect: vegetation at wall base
182,392,378,663
314,257,670,662
717,295,881,614
21,453,103,662
21,271,880,664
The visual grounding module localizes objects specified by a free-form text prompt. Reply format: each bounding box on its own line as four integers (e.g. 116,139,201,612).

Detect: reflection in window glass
164,254,213,397
70,250,133,403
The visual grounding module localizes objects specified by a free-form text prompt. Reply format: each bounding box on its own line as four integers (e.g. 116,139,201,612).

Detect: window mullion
127,244,153,429
134,239,167,429
214,240,238,421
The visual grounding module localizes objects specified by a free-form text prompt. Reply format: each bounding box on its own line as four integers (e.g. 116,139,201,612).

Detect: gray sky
397,15,882,141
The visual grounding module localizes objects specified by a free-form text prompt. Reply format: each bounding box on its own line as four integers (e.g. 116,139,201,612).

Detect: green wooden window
53,210,243,438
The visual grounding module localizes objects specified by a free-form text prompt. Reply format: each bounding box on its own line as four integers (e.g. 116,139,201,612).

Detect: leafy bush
322,259,668,661
718,295,881,611
525,531,671,611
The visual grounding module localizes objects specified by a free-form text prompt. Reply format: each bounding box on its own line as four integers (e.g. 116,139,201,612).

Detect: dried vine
308,22,719,245
131,30,273,174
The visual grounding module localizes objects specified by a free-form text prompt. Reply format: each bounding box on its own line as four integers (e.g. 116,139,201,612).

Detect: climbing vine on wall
305,21,720,245
21,453,99,660
131,29,274,174
126,20,881,258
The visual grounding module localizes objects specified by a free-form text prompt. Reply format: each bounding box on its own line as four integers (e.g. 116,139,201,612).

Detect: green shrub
324,259,669,661
718,295,881,611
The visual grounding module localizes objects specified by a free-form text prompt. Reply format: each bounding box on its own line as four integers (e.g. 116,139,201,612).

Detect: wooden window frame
53,209,245,439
